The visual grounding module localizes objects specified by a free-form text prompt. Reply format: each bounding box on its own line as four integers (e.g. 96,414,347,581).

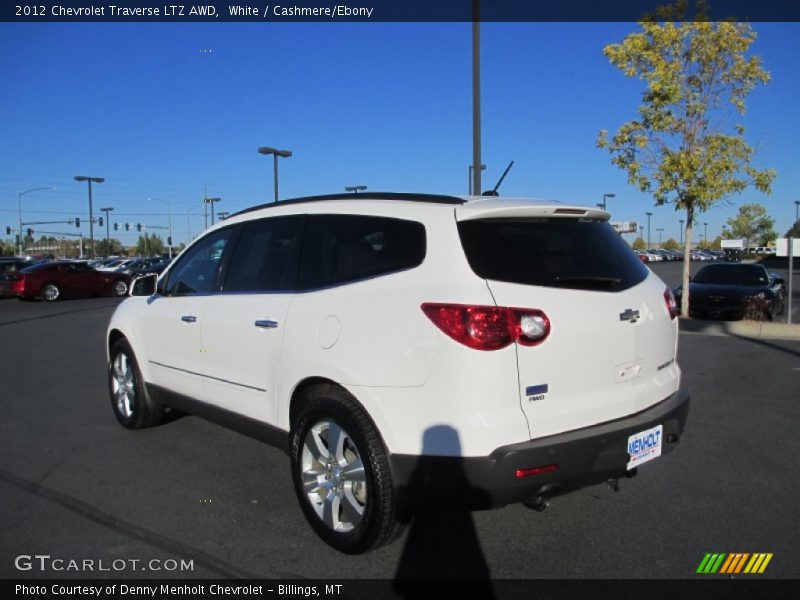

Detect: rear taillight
664,287,678,320
7,273,24,293
421,303,550,350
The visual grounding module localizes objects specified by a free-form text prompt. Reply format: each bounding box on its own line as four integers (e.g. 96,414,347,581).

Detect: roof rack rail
229,192,465,218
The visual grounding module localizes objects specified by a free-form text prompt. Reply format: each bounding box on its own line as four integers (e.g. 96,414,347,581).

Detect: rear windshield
457,218,648,292
693,265,768,286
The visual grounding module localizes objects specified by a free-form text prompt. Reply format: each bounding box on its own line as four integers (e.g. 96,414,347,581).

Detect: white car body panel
109,195,682,459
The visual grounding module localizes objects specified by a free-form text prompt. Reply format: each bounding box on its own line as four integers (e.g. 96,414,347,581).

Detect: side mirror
772,276,785,286
130,274,157,297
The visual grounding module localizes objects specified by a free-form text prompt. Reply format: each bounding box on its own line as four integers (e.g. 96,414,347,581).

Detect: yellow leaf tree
597,0,775,316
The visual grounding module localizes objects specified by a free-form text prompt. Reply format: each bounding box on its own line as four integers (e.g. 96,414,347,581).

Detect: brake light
664,287,678,320
421,303,550,350
6,273,25,293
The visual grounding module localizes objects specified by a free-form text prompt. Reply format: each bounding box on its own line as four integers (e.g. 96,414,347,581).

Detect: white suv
107,192,689,553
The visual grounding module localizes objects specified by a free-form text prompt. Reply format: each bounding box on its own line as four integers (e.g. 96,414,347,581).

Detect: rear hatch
456,205,680,439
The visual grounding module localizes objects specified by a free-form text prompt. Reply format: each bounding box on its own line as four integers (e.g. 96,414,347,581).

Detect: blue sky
1,22,798,247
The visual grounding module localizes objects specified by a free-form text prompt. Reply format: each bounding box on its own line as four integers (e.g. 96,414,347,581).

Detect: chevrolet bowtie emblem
619,308,640,323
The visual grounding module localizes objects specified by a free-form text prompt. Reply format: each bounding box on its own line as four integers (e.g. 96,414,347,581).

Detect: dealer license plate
626,424,663,470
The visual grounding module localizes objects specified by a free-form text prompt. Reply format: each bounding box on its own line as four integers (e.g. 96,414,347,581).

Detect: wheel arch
108,328,127,360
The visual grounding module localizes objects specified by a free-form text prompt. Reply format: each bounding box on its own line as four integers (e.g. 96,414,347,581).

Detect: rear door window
299,215,426,290
457,218,648,292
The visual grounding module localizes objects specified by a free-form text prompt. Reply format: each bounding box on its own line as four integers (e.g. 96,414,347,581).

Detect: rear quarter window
457,218,648,292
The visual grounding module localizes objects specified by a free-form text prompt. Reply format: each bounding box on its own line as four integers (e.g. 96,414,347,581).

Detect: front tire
108,338,164,429
290,385,403,554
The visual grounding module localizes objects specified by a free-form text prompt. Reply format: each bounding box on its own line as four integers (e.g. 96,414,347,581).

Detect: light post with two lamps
258,146,292,202
74,176,104,258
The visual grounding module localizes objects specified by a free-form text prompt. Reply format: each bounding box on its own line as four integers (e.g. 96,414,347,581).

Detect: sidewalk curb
679,317,800,341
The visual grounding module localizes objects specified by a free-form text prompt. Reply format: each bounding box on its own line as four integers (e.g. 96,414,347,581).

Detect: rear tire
108,338,165,429
41,282,60,302
112,279,128,297
290,385,403,553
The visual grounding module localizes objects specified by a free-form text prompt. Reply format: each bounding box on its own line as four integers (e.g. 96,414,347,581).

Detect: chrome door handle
181,315,198,323
254,319,279,329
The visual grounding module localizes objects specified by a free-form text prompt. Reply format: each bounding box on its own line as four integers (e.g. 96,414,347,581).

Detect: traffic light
114,223,119,231
98,217,104,227
5,226,10,235
75,218,80,228
26,228,33,237
167,236,172,246
125,223,130,231
136,223,142,232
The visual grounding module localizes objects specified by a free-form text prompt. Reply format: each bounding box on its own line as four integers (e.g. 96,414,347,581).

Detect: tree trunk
681,206,694,317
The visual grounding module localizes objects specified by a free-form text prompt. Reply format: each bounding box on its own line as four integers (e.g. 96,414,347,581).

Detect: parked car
673,263,785,320
0,257,38,275
113,257,167,277
107,192,689,553
4,260,131,301
0,258,42,298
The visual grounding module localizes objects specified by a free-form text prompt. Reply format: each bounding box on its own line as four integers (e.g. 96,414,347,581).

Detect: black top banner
3,0,800,22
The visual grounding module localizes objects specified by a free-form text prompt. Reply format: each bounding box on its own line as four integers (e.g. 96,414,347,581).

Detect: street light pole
601,193,615,211
645,212,653,250
703,222,708,244
100,207,113,254
657,227,664,247
204,197,221,225
472,5,482,198
468,164,486,195
74,176,104,259
794,200,799,223
679,219,685,246
258,147,293,202
17,186,56,256
345,185,367,194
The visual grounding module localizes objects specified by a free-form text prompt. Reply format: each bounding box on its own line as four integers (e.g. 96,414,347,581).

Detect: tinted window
164,228,233,295
67,262,94,273
457,218,648,292
223,216,304,292
22,263,55,273
693,265,768,285
299,215,426,290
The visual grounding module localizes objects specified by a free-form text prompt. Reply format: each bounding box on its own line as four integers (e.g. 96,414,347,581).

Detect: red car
1,261,131,302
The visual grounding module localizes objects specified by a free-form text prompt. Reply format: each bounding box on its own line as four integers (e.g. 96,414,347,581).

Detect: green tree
662,237,680,250
597,0,775,316
95,238,125,257
135,233,164,256
632,236,647,250
721,203,776,247
786,220,800,238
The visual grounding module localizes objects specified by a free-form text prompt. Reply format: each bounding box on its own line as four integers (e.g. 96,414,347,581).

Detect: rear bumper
390,388,690,512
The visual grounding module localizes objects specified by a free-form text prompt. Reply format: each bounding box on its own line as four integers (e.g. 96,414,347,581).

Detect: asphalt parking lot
1,262,798,581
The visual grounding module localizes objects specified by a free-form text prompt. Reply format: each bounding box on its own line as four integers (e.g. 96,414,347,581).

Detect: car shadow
392,425,494,596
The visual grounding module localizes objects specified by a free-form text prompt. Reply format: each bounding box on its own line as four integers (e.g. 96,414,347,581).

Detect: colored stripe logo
696,553,773,574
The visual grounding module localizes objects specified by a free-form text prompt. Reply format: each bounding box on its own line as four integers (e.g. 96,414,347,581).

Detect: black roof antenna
482,160,514,196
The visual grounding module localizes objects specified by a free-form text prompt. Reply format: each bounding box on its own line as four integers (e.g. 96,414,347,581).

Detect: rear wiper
553,276,622,286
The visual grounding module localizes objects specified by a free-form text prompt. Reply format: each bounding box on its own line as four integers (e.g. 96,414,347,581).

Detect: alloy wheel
300,419,367,532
